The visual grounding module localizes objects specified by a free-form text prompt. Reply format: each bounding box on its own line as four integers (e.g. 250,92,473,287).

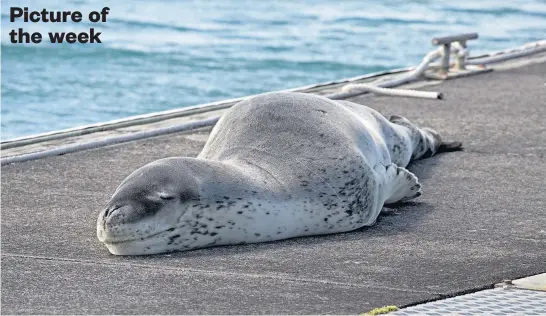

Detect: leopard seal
97,92,461,255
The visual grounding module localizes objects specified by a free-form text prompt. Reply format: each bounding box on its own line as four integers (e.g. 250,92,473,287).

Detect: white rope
340,83,443,100
2,48,446,167
3,39,545,166
327,48,443,100
467,40,546,65
0,47,450,167
1,117,220,166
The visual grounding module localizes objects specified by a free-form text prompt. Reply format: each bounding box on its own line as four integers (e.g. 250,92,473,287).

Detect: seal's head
97,158,200,255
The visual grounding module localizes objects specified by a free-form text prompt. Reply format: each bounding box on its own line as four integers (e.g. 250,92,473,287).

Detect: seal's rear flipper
437,141,463,153
383,164,422,204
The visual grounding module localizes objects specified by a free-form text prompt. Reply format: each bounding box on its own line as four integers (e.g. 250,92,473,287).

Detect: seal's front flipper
437,141,463,153
380,206,400,215
383,164,421,204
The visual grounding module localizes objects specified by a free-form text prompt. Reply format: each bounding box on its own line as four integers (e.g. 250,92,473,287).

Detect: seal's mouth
99,226,176,244
101,229,168,244
99,227,180,256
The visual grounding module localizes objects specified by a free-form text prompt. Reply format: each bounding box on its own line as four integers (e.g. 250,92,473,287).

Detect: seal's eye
159,194,175,200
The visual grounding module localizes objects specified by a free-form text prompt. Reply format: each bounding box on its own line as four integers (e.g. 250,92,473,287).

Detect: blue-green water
2,0,545,140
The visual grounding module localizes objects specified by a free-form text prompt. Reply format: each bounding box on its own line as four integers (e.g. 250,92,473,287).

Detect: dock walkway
2,55,545,314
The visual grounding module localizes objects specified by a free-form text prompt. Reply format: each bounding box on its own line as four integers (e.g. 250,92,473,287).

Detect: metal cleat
426,33,491,79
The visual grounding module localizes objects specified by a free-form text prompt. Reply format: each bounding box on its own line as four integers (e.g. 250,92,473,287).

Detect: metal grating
392,287,546,315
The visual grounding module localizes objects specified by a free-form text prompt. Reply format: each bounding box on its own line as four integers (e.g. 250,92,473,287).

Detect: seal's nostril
104,205,123,219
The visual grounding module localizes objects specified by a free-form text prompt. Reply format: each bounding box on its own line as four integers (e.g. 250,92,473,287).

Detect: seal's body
97,92,457,255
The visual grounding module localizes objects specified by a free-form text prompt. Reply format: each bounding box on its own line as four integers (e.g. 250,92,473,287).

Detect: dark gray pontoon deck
2,57,545,314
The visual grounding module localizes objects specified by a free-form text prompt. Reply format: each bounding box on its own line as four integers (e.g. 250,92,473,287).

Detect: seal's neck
179,157,281,200
167,157,296,252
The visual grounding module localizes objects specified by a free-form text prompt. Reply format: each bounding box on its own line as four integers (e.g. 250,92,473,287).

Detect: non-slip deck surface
2,61,545,314
392,287,546,315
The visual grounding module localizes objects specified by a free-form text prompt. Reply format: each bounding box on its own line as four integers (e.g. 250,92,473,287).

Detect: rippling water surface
2,0,545,139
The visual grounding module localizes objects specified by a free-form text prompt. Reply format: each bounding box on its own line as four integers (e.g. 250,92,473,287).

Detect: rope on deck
2,63,445,166
327,48,444,100
1,117,220,166
1,80,441,167
2,38,546,166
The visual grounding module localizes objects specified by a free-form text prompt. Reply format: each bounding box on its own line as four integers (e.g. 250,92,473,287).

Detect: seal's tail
383,164,422,204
